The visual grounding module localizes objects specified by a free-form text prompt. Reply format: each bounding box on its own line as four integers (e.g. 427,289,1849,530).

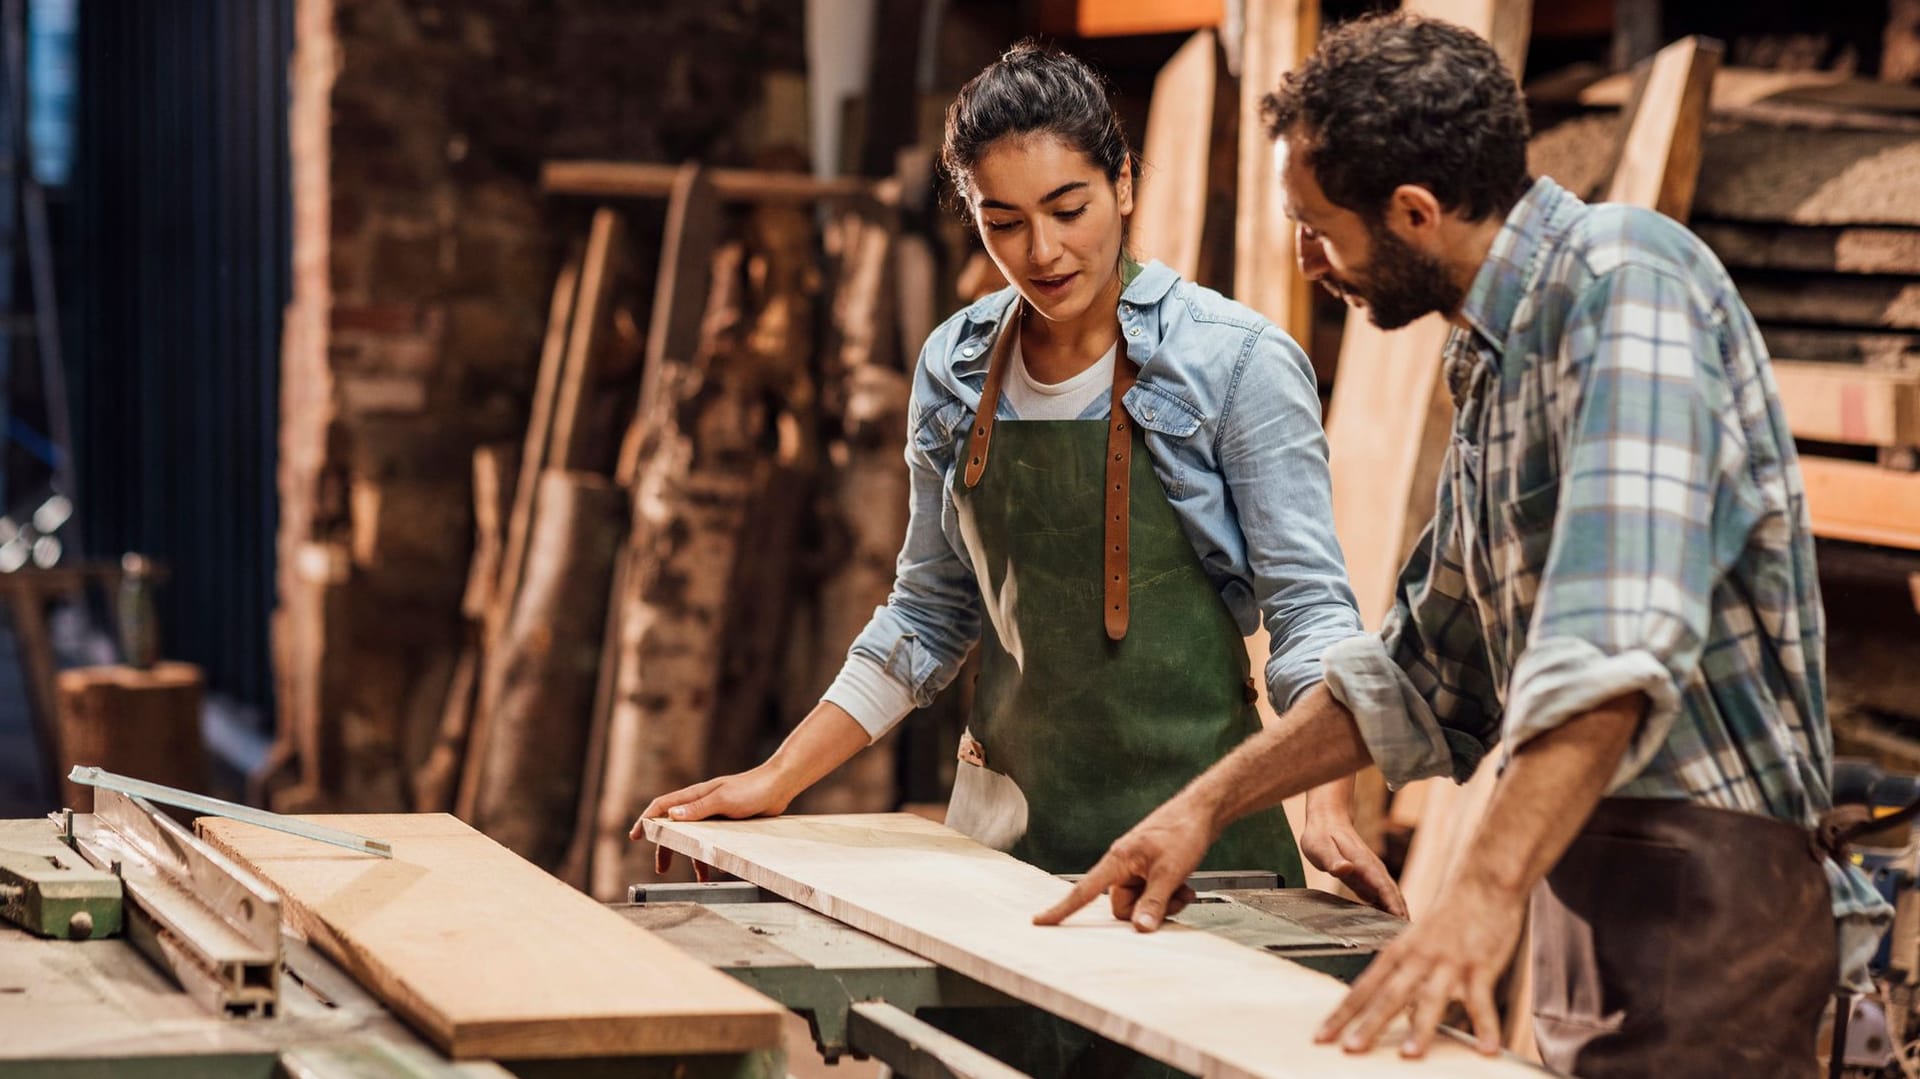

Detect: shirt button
961,346,977,357
1127,326,1141,337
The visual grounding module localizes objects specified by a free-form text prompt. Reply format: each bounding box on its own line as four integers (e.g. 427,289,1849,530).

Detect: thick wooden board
1771,361,1920,447
198,813,783,1060
1134,31,1217,282
1575,65,1920,114
1694,129,1920,227
1698,223,1920,276
649,814,1542,1079
1800,457,1920,550
1234,0,1317,344
1739,275,1920,332
1605,37,1722,218
1761,327,1920,366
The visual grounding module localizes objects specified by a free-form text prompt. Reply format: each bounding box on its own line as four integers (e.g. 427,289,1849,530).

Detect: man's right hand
634,765,795,877
1032,793,1219,931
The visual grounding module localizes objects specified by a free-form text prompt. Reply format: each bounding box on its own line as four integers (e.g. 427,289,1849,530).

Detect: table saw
0,783,1408,1079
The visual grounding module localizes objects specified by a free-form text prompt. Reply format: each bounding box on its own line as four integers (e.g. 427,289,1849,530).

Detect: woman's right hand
633,764,797,876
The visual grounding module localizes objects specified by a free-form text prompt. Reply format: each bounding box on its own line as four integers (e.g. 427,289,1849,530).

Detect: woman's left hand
1300,815,1408,920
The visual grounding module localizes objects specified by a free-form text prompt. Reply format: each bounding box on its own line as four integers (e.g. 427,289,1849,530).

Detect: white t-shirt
823,331,1121,735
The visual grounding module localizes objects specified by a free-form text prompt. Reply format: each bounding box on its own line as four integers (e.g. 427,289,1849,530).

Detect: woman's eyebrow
978,180,1090,211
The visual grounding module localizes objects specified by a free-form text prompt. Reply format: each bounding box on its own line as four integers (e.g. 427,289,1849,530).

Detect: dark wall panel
70,0,291,711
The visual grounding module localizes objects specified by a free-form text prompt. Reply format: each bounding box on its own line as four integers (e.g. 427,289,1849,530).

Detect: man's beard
1320,222,1463,331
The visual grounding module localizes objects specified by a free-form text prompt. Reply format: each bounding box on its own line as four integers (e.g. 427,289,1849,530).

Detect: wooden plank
1234,0,1317,345
1133,30,1217,282
1696,223,1920,276
1800,456,1920,549
1577,65,1920,114
1694,129,1920,227
1605,37,1723,219
648,814,1543,1079
1771,361,1920,447
542,161,879,205
54,663,206,813
1760,327,1920,365
199,813,784,1060
547,208,630,473
1325,0,1531,629
1738,275,1920,331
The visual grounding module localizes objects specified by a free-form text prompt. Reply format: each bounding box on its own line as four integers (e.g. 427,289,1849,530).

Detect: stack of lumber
1529,66,1920,551
404,159,935,900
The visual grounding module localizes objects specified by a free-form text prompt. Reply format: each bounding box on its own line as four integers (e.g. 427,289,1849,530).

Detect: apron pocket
1530,833,1687,1027
946,758,1030,853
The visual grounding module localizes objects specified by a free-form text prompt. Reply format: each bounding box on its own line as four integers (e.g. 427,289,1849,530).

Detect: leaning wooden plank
649,814,1542,1079
1326,0,1531,628
200,814,784,1060
1771,362,1920,447
542,160,879,205
1694,129,1920,227
1738,275,1920,332
1134,30,1217,282
1697,223,1920,276
1605,37,1723,218
1800,457,1920,550
1234,0,1317,344
547,208,631,474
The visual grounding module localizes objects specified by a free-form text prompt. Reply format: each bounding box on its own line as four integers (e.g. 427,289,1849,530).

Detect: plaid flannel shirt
1321,177,1890,985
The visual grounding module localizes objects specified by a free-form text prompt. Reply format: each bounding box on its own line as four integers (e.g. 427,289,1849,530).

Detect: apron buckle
957,730,988,769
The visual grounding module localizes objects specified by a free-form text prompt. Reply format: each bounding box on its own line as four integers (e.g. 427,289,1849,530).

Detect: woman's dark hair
941,41,1139,210
1261,13,1531,224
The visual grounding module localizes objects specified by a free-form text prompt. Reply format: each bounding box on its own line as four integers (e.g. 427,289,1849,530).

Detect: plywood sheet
649,813,1541,1079
200,813,783,1060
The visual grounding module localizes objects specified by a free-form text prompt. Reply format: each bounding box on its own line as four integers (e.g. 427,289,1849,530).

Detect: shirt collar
954,258,1179,377
1457,176,1575,355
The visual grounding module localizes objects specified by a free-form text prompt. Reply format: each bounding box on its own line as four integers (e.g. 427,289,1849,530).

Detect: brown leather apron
1530,797,1836,1078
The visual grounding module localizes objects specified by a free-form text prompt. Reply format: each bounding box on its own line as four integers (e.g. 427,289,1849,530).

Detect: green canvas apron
928,304,1301,1078
944,303,1300,882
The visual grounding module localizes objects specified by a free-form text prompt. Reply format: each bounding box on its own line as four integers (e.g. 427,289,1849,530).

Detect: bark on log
468,470,627,868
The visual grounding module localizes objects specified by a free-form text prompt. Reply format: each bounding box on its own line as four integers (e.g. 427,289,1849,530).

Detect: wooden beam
1801,457,1920,550
1035,0,1226,37
542,160,879,205
1761,327,1920,366
1771,362,1920,447
1577,65,1920,114
1234,0,1317,345
200,814,784,1060
1697,223,1920,276
1133,30,1218,282
649,814,1542,1079
1605,37,1724,219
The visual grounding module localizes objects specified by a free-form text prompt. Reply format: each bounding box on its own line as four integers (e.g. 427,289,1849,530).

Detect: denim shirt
845,259,1364,732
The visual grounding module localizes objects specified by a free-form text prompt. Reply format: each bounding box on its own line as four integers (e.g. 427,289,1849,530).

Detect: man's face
1278,133,1462,331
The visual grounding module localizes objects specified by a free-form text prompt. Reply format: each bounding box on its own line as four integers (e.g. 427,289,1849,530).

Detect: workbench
1,839,1404,1079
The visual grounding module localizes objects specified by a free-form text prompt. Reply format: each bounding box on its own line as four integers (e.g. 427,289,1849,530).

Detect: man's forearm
1187,682,1374,834
1453,692,1645,901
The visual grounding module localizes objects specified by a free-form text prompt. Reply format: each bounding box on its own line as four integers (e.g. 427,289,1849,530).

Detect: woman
639,43,1393,921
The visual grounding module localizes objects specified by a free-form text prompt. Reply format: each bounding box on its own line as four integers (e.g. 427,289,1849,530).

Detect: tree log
468,470,627,868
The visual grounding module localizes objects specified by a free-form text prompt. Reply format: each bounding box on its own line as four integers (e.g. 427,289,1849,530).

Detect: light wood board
200,813,783,1060
1234,0,1317,344
1134,30,1217,282
1605,37,1722,218
1770,361,1920,447
1800,457,1920,550
649,813,1542,1079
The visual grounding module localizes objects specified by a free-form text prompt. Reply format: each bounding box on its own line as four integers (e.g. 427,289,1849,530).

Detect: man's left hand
1315,872,1525,1057
1033,794,1218,930
1299,816,1408,919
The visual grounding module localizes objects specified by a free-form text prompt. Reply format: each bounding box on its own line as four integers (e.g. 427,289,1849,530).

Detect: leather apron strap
961,303,1137,640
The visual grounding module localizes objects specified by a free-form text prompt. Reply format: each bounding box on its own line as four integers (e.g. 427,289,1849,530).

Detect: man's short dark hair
1262,13,1531,224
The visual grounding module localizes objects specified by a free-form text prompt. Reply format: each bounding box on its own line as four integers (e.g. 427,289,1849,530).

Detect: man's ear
1386,183,1445,244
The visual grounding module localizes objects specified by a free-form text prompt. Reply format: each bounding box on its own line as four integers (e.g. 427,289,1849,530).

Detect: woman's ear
1116,158,1135,217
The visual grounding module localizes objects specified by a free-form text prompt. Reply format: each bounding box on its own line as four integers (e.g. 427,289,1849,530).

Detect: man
1034,14,1891,1076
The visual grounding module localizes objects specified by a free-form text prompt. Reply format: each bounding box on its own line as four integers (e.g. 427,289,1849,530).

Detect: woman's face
968,133,1132,326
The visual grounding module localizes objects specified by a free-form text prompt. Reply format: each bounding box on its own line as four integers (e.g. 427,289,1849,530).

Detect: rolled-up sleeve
1502,264,1747,789
1218,326,1366,710
840,347,984,740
